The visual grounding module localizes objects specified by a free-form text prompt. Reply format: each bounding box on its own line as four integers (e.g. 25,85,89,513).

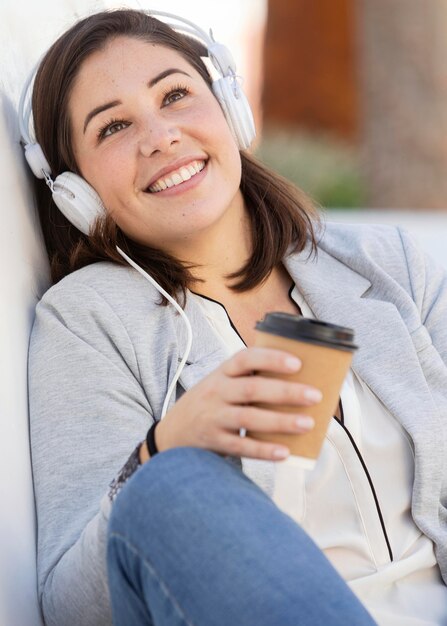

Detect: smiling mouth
146,160,207,193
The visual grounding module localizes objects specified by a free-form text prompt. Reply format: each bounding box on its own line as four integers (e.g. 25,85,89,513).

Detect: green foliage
255,128,365,209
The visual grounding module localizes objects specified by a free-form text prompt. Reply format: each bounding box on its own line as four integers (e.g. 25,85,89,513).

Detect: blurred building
262,0,447,210
263,0,358,141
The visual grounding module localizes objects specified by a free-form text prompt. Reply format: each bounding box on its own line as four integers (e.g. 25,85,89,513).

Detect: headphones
18,9,256,236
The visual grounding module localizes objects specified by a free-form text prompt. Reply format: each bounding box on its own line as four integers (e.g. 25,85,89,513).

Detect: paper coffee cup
248,313,357,469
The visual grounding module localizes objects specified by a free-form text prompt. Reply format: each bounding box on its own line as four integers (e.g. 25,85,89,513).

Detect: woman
24,8,447,626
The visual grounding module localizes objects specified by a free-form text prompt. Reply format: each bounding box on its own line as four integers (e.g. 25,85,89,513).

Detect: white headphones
18,9,256,236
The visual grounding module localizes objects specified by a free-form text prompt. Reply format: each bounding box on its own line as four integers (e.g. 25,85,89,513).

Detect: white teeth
180,167,192,181
148,160,206,193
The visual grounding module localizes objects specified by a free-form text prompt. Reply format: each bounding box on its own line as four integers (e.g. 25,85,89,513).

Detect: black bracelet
146,421,159,457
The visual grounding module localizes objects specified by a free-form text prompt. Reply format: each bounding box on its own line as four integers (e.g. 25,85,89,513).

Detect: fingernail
296,416,315,429
304,388,322,402
285,356,301,370
273,447,290,459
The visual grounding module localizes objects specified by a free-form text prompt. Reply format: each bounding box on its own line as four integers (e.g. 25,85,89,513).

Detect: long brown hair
31,9,321,302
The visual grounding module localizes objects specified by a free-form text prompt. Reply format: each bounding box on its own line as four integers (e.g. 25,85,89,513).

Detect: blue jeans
107,448,376,625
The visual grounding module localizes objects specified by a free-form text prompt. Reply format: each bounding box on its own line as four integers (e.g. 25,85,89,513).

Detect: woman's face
69,36,244,252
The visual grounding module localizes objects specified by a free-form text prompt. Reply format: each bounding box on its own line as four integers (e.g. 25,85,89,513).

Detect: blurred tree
357,0,447,209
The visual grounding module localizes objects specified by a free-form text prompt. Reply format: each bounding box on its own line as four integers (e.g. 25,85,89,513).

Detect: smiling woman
69,37,244,255
22,7,447,626
31,9,316,302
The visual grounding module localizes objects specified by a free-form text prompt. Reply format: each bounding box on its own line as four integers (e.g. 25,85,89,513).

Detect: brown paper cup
248,329,355,469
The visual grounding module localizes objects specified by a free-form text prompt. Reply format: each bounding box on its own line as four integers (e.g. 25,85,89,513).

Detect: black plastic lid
256,312,358,351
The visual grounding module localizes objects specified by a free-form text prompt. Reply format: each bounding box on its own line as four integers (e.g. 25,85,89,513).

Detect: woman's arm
29,280,154,626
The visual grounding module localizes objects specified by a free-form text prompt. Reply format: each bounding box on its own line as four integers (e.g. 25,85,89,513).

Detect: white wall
327,209,447,270
1,3,105,624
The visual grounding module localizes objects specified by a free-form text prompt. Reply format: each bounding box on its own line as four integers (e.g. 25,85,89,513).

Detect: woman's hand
153,348,322,462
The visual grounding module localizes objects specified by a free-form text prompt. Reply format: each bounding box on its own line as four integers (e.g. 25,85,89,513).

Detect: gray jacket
29,222,447,625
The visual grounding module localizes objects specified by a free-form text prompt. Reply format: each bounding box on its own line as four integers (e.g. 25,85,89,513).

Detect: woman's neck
164,193,299,337
168,192,252,289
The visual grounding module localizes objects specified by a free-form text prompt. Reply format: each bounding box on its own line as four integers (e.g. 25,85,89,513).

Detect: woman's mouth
147,160,207,193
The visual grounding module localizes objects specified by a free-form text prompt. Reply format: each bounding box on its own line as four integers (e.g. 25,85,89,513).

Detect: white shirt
191,286,447,626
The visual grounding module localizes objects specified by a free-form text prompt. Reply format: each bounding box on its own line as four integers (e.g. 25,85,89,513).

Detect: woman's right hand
150,347,322,462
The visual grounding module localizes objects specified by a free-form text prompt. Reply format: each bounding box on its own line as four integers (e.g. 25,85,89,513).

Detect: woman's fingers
221,405,315,434
216,432,291,461
221,347,302,378
221,347,322,407
161,347,321,461
222,375,322,407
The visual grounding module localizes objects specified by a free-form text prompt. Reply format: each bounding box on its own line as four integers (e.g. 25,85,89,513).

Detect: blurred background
88,0,447,263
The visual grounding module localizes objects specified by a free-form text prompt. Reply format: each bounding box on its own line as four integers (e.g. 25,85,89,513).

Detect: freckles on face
68,37,244,249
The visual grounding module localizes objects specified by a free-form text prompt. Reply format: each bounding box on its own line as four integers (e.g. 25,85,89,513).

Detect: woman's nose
138,116,181,157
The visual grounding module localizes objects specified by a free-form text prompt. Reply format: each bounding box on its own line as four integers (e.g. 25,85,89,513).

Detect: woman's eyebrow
83,68,191,134
83,101,120,134
148,68,191,88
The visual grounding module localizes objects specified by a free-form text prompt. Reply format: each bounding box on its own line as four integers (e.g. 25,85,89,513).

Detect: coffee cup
248,313,358,469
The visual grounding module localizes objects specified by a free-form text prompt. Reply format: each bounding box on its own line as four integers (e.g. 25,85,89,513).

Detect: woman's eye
162,85,190,107
97,119,129,140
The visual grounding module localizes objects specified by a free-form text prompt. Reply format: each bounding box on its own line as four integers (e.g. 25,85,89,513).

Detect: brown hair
32,9,321,301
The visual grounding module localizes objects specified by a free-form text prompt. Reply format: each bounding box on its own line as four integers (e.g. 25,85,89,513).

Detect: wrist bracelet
146,421,159,457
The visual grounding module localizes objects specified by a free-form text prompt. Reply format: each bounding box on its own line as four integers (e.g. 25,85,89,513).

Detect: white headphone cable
116,245,193,419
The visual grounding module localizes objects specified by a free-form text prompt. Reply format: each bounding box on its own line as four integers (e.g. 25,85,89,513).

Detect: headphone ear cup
212,77,256,150
52,172,105,235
